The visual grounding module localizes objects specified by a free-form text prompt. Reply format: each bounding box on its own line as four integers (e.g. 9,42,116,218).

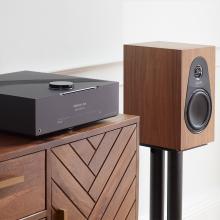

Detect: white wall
123,0,220,46
0,0,123,74
0,0,220,219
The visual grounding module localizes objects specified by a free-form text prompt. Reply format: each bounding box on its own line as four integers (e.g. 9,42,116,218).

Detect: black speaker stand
150,147,183,220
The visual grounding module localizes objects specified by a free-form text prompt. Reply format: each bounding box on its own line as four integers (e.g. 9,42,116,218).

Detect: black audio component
0,71,119,136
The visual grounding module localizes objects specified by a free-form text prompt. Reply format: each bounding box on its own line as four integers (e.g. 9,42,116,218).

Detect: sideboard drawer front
0,151,46,220
51,123,138,220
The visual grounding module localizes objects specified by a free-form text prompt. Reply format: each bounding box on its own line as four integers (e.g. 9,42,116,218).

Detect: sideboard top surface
0,114,139,162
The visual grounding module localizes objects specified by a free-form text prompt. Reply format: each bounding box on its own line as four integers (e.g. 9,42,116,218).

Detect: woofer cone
186,89,212,133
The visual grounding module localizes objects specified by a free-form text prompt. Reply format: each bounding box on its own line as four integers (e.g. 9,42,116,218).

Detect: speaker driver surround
186,89,212,133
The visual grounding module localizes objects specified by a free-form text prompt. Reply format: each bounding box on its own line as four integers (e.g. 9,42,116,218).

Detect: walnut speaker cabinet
124,42,215,151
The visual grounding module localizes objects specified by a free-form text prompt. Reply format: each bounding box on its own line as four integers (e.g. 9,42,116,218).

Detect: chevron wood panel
89,131,137,220
52,144,95,191
89,126,137,202
114,180,136,220
126,202,136,220
101,163,136,219
51,123,138,220
88,133,104,149
70,139,95,165
52,181,85,220
88,128,121,175
51,153,94,217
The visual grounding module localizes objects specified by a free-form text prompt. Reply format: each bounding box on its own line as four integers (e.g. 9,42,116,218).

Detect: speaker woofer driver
186,89,212,133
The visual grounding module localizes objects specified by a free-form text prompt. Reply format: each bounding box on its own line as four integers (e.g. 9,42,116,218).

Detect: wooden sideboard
0,114,139,220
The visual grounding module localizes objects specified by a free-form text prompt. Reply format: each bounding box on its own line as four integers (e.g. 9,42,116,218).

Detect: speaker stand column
150,148,165,220
167,151,183,220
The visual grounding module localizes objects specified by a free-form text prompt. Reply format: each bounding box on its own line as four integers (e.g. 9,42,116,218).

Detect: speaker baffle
185,89,212,133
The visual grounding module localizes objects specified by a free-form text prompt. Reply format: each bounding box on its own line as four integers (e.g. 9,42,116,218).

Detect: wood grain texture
52,181,85,220
89,125,136,201
88,133,104,149
19,210,47,220
0,114,139,162
124,42,215,151
126,202,136,220
0,152,45,220
0,115,139,220
52,145,95,191
101,162,136,219
124,43,182,149
70,140,95,165
51,122,138,220
135,119,140,220
114,180,136,220
46,150,52,220
0,175,24,190
51,152,94,217
88,128,121,175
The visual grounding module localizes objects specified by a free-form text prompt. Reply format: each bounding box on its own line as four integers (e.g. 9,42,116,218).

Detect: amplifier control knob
49,81,73,90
